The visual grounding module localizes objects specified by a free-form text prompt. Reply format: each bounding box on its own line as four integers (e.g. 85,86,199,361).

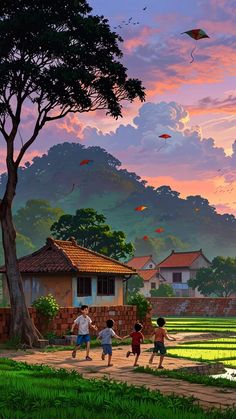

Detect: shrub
127,292,152,320
32,294,59,319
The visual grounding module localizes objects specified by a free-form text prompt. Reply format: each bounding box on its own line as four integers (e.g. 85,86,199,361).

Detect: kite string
190,40,197,63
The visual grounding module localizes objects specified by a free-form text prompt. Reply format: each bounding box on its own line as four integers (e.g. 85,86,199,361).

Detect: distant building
157,249,211,297
127,255,160,297
0,237,136,307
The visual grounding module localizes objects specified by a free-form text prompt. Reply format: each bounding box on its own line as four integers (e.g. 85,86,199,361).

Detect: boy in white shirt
71,305,97,360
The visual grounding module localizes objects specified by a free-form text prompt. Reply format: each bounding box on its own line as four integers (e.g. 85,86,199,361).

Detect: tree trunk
0,199,42,347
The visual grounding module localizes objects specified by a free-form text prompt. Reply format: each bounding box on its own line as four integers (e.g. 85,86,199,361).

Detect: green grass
1,359,235,418
134,366,236,388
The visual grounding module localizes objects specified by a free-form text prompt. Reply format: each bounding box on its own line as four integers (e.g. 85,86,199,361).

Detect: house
127,255,160,297
0,237,136,307
157,249,211,297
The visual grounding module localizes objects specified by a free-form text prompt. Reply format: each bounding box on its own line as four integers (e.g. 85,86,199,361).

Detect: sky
3,0,236,215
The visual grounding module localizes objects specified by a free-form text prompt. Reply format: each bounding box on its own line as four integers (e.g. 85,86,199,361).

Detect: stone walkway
1,332,236,410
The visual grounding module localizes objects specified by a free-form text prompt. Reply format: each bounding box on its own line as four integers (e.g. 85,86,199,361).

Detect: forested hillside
0,142,235,262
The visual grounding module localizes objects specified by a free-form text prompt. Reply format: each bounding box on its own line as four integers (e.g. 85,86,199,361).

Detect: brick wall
149,297,236,317
0,305,153,343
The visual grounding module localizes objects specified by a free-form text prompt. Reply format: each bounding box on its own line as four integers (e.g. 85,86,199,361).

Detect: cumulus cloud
83,101,232,181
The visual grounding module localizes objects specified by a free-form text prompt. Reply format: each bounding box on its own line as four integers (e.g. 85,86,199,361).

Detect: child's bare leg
133,354,139,366
158,355,165,368
107,354,113,366
72,344,80,358
149,352,155,364
86,341,90,357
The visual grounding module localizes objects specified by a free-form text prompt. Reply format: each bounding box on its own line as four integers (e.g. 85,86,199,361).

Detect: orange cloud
124,26,161,53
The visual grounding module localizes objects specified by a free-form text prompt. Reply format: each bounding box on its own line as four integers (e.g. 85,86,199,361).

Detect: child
123,322,144,367
149,317,176,369
98,319,122,367
71,305,97,360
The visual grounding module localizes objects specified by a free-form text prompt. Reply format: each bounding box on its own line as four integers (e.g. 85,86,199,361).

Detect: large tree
188,256,236,297
0,0,145,346
51,208,134,260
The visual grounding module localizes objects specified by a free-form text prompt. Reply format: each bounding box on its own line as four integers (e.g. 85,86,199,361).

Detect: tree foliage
150,283,174,297
14,200,64,247
51,208,134,260
127,274,144,295
188,256,236,297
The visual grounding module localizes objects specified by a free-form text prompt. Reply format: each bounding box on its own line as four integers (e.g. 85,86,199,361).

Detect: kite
159,134,171,139
155,228,164,233
80,159,93,166
143,235,148,240
135,205,147,211
181,29,209,63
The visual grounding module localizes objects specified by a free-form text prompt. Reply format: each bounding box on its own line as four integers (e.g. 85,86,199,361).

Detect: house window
172,272,182,283
97,276,115,296
149,264,153,268
151,282,156,289
77,277,92,296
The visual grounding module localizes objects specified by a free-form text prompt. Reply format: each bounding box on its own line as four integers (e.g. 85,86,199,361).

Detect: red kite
80,159,93,166
143,235,148,240
135,205,147,211
159,134,171,139
155,228,164,233
181,29,210,63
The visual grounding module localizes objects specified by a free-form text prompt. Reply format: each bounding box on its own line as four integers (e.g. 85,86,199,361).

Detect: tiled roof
0,238,136,275
126,255,153,270
157,250,210,268
137,269,159,282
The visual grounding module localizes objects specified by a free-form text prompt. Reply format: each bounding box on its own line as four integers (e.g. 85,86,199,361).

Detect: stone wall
149,297,236,317
0,305,153,343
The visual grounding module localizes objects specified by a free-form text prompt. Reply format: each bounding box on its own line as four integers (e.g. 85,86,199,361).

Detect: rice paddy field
152,317,236,333
151,317,236,367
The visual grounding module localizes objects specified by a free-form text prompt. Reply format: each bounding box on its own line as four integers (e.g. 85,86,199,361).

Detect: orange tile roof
126,255,153,270
157,250,210,268
0,238,136,275
137,269,159,282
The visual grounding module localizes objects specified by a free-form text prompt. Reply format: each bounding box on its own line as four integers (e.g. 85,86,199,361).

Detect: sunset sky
4,0,236,215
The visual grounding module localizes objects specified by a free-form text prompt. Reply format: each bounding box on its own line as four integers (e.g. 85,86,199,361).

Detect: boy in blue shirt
98,319,122,367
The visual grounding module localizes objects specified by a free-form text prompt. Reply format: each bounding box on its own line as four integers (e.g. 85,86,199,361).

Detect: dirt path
1,333,236,411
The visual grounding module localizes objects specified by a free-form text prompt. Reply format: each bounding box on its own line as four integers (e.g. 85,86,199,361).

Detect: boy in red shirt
149,317,176,369
123,322,144,367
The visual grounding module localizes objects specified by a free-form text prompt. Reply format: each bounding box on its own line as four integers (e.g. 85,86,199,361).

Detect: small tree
188,256,236,297
0,0,145,346
150,283,174,297
127,274,144,296
127,292,152,321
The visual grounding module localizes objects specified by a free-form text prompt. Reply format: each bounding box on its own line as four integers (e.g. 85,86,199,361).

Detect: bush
32,294,59,319
127,292,152,320
150,283,174,297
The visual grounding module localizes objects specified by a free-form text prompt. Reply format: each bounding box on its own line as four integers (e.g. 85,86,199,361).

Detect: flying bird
80,159,93,166
181,29,210,63
143,6,147,11
135,205,147,211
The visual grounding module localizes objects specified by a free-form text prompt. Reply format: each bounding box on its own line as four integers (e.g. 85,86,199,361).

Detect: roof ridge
52,238,136,273
129,255,152,260
47,238,77,271
171,250,201,254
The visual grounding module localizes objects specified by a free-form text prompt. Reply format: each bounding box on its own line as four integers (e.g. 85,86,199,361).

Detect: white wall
140,277,160,297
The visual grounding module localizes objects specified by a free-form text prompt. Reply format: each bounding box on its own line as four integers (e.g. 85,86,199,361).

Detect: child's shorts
102,344,112,355
132,344,141,355
153,341,166,355
76,334,90,345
